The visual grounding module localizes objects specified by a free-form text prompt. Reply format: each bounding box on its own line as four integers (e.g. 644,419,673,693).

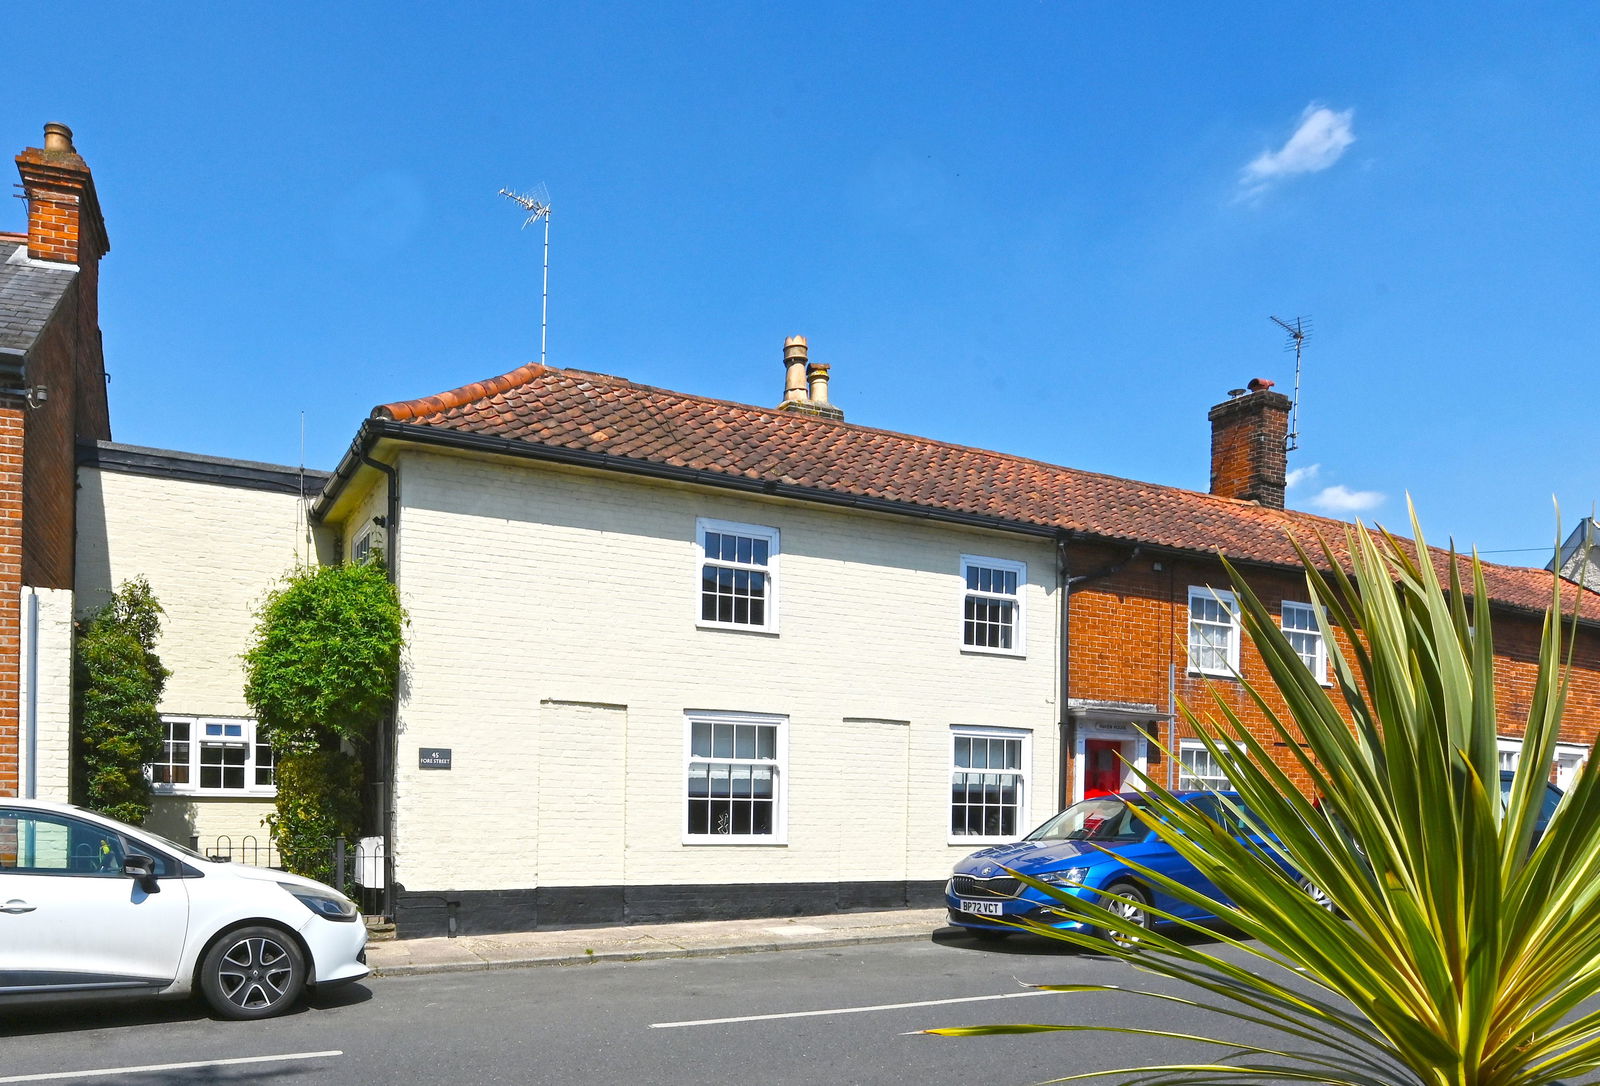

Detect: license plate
959,899,1004,917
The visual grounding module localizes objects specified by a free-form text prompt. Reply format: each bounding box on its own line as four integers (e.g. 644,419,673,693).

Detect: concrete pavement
366,907,949,976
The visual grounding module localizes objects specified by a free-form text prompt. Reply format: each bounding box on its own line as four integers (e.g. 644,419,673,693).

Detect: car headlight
279,882,359,922
1036,867,1091,887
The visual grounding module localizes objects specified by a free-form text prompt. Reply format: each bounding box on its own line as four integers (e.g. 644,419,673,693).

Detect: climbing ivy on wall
243,561,405,879
75,577,170,825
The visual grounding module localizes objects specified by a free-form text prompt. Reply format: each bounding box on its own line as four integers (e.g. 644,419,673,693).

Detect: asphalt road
0,927,1336,1085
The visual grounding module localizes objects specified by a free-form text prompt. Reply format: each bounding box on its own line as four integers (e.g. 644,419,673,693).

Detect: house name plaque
419,747,452,770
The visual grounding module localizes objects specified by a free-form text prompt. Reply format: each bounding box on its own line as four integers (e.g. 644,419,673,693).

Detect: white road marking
0,1050,343,1083
651,989,1055,1028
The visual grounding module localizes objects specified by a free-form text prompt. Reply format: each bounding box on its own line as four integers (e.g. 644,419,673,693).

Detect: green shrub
244,561,403,882
243,561,404,753
74,578,170,825
266,750,363,886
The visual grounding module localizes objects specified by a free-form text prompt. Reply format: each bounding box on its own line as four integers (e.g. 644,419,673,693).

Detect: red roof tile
374,365,1589,619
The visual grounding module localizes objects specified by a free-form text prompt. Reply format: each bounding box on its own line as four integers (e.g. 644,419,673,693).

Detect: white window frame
682,710,788,845
1280,601,1329,685
695,518,780,634
1176,738,1235,791
147,715,276,798
948,725,1031,844
1188,586,1241,677
1499,736,1588,788
959,555,1026,657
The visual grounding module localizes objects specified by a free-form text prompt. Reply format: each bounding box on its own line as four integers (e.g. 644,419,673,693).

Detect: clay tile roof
373,364,1589,618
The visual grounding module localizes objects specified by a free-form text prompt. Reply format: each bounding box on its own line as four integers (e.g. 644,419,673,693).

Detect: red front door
1083,739,1125,798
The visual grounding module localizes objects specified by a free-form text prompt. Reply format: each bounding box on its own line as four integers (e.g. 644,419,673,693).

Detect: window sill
960,645,1026,659
1186,669,1240,681
948,836,1022,847
151,789,278,800
682,837,788,847
696,620,780,636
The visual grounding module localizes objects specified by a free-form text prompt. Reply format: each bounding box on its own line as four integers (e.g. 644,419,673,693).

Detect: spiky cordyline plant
927,512,1599,1086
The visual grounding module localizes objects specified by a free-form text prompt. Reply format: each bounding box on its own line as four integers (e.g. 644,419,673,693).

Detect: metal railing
189,833,385,915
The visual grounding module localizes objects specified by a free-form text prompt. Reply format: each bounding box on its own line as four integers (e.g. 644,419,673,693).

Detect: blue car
945,790,1267,942
947,774,1568,940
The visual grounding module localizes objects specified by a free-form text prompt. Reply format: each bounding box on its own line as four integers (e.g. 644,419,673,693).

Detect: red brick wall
1,130,113,797
18,284,96,592
1065,542,1600,799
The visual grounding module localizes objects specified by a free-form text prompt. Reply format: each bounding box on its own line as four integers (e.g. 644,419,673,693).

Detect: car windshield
1026,796,1150,843
70,804,210,862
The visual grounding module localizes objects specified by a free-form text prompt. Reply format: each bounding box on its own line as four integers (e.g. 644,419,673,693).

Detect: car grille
952,875,1022,899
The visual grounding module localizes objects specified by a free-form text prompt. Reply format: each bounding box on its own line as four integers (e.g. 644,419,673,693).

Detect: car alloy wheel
199,925,306,1020
1102,881,1151,947
1300,877,1336,911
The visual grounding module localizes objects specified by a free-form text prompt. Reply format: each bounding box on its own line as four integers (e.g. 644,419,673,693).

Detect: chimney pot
806,361,832,405
781,335,808,404
1247,377,1275,392
42,123,74,154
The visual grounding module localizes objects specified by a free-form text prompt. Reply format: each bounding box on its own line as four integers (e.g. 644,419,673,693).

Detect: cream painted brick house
318,438,1063,934
74,442,328,853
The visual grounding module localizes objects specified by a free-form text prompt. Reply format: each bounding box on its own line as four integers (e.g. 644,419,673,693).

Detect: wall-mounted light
23,386,47,410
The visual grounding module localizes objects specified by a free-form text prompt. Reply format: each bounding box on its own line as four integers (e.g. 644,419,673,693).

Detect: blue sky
9,3,1599,559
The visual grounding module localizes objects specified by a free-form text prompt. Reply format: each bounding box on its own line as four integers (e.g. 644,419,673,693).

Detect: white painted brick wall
376,450,1060,892
76,467,313,833
76,467,315,715
144,795,277,855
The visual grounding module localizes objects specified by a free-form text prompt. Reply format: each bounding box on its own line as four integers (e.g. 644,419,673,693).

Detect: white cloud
1285,463,1321,489
1240,105,1355,198
1309,484,1385,515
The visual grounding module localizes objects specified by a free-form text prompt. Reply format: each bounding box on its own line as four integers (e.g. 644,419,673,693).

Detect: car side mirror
123,854,160,893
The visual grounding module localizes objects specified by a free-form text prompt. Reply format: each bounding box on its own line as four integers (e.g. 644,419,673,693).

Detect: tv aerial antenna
499,184,553,366
1270,315,1311,453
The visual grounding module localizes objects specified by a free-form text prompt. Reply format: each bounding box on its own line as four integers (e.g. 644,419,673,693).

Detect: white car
0,798,369,1020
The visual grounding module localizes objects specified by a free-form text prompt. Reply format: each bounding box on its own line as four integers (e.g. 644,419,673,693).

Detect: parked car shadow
931,922,1235,956
0,982,372,1037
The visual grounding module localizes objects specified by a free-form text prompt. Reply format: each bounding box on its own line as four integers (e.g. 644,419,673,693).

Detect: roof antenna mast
1269,315,1311,453
498,185,553,366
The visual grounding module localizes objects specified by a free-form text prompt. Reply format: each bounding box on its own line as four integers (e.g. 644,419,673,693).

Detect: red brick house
0,124,112,800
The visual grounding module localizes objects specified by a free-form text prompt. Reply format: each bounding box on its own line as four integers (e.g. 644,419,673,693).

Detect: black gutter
359,450,400,922
78,440,330,496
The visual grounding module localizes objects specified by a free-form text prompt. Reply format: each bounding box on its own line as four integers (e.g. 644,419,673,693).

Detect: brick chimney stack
1208,382,1291,508
15,124,109,268
13,123,111,442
